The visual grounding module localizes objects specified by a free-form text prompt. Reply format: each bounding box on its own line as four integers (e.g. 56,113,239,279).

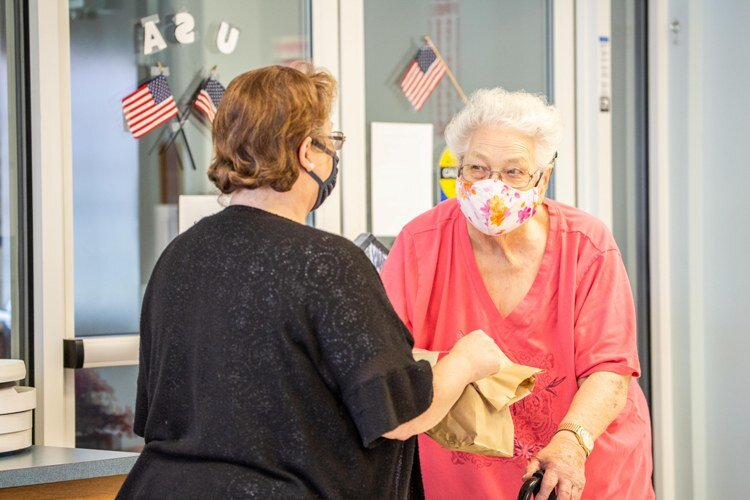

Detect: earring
308,162,315,170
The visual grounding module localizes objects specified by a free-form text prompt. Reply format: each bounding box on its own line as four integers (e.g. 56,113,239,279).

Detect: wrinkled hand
449,330,512,382
523,432,587,500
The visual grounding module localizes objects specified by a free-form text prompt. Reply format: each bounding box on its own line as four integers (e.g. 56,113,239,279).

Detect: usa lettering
140,13,240,56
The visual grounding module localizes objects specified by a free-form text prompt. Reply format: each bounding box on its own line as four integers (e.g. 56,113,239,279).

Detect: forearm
383,353,473,440
525,372,633,499
562,372,631,439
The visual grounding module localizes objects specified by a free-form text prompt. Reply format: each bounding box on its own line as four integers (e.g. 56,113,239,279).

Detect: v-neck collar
456,199,559,328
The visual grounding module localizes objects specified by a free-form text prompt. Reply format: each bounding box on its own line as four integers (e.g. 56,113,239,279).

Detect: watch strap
555,423,592,457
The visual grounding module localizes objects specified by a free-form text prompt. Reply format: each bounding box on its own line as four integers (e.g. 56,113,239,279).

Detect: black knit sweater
117,205,433,499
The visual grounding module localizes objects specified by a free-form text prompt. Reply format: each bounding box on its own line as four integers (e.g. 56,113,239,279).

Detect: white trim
551,0,576,207
687,0,706,496
311,0,342,234
29,0,75,447
574,0,613,227
648,0,676,497
338,0,367,239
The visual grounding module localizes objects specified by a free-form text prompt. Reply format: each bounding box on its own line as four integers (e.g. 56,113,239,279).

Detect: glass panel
75,366,143,451
70,0,311,337
0,1,26,364
610,0,650,400
364,0,550,239
69,0,312,449
0,2,11,358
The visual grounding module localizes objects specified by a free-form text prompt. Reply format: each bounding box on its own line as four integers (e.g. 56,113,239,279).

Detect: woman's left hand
523,431,587,500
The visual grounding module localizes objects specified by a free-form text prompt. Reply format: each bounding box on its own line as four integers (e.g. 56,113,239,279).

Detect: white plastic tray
0,386,36,414
0,428,32,453
0,360,25,384
0,410,32,434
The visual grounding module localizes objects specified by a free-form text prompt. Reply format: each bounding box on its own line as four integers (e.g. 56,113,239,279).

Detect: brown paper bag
424,359,542,457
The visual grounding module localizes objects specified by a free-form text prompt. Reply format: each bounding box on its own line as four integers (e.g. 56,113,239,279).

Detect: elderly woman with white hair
381,88,654,500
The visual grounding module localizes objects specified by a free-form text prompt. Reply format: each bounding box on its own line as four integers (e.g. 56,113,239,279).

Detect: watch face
582,432,594,450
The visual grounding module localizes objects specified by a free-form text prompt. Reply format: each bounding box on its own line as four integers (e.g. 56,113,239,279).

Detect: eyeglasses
327,131,346,150
311,139,336,158
458,152,557,190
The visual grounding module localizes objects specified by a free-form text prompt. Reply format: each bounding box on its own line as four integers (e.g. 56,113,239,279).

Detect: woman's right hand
448,330,509,383
383,329,509,441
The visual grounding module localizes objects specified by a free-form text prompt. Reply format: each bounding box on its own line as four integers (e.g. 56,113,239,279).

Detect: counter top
0,445,138,488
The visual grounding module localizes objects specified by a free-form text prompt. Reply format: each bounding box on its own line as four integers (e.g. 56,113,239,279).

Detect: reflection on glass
0,2,20,360
71,0,311,338
364,0,549,213
75,366,144,452
69,0,312,450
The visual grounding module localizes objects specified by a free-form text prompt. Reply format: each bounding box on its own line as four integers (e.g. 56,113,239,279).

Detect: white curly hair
445,87,563,169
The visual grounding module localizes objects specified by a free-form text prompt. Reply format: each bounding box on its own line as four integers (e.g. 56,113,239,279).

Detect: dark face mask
307,140,339,211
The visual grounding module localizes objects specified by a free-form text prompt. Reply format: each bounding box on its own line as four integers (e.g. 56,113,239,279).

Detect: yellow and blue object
438,147,458,201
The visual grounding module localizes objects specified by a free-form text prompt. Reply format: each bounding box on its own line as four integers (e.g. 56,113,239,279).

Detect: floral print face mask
456,175,541,236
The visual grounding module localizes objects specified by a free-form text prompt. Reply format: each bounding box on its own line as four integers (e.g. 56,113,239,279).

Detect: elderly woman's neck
230,187,309,224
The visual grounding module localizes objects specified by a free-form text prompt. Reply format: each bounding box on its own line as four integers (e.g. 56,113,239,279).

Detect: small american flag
121,75,178,139
401,43,447,111
194,77,225,123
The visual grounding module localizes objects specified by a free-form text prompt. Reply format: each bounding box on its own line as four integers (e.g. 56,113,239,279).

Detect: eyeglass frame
458,151,558,190
319,131,346,151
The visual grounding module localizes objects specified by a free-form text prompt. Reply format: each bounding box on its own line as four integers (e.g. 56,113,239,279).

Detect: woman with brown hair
117,64,504,499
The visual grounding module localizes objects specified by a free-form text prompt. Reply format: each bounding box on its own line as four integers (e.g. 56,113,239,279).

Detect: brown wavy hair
207,63,337,193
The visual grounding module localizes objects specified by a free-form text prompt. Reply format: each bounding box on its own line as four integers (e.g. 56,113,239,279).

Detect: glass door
66,0,312,451
362,0,564,245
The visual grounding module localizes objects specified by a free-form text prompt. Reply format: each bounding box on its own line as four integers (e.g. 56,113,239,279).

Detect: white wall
654,0,750,497
701,1,750,496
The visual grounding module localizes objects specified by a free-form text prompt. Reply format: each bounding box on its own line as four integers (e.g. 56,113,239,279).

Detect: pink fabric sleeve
573,249,641,379
380,230,418,334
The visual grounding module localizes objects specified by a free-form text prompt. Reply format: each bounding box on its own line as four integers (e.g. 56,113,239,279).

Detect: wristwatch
556,423,594,457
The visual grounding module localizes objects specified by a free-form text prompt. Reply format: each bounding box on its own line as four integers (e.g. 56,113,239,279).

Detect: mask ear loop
533,151,558,188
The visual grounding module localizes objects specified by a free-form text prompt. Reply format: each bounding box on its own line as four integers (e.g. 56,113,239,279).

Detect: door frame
29,0,76,447
551,0,577,207
574,0,613,227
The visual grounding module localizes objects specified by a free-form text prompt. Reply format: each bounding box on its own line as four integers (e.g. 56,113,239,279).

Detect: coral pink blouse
381,198,654,499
